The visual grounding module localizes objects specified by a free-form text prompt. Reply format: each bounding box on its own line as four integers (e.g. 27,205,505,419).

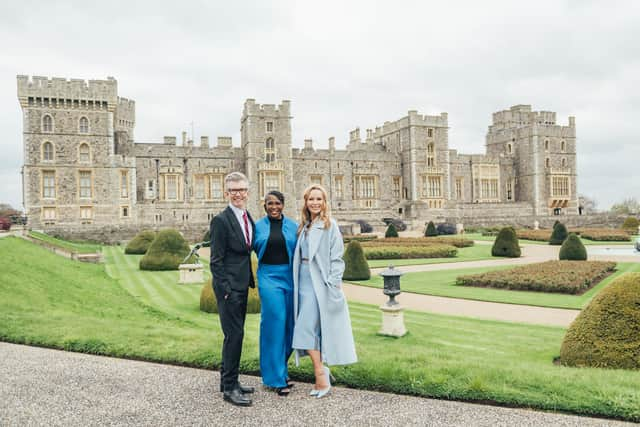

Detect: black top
262,216,289,265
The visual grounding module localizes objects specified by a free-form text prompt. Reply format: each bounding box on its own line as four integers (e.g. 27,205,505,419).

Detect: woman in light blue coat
292,184,357,398
253,191,298,396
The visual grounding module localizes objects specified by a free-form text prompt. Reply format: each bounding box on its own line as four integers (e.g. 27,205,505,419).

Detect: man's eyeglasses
226,188,248,195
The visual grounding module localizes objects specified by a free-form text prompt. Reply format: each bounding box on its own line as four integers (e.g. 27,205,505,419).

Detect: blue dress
253,215,298,388
291,230,321,351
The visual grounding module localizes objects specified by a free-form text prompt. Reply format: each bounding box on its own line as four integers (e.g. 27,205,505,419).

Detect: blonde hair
298,184,331,234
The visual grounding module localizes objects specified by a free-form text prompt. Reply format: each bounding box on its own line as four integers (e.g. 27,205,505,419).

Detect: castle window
42,142,54,161
310,175,323,185
79,171,92,199
545,158,550,168
79,117,89,133
209,175,223,200
334,176,344,199
78,143,90,163
393,176,402,199
455,177,463,200
561,140,566,152
427,128,434,138
552,176,570,197
42,207,56,221
42,171,56,198
265,138,276,163
120,171,128,198
165,175,178,200
421,175,442,198
194,175,205,199
266,121,273,132
561,158,567,167
480,179,499,200
506,180,513,201
354,175,377,200
80,206,93,220
121,206,129,218
146,180,156,199
507,143,512,154
544,140,549,151
427,143,435,167
42,115,53,133
259,171,281,196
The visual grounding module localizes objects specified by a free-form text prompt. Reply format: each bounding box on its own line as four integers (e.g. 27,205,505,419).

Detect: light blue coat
293,218,358,366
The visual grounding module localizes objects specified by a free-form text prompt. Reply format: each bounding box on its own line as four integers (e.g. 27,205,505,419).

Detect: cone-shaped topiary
200,254,261,314
342,241,371,280
425,221,437,237
385,223,399,238
124,230,156,255
139,229,190,270
560,272,640,369
559,233,587,261
622,216,639,233
491,227,521,257
549,222,568,245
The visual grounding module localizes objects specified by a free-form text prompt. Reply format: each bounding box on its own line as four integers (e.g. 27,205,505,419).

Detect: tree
425,221,437,237
342,241,371,280
610,197,640,215
549,222,568,245
491,227,521,257
559,233,587,261
385,223,398,238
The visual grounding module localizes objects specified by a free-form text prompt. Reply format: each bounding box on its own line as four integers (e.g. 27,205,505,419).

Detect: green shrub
559,233,587,261
622,216,639,233
549,222,568,245
560,273,640,369
425,221,437,237
385,223,399,238
491,227,521,257
343,235,379,243
124,230,156,255
139,229,190,271
363,244,457,259
342,241,371,280
200,255,260,314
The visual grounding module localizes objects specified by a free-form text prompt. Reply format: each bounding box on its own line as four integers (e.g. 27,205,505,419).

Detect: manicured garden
366,244,495,268
29,230,101,253
1,237,640,421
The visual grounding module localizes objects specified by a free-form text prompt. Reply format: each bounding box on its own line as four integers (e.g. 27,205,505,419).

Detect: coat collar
306,219,326,260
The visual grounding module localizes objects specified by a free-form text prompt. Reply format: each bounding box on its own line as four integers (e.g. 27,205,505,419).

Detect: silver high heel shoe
315,366,332,399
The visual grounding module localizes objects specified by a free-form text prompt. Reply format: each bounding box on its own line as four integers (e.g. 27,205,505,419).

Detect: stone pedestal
456,223,464,234
178,263,204,284
378,304,407,337
533,220,540,230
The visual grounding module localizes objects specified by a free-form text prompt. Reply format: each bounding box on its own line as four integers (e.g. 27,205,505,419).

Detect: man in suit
210,172,256,407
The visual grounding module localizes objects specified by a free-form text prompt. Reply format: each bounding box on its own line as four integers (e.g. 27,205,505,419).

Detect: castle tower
17,75,137,232
240,99,294,215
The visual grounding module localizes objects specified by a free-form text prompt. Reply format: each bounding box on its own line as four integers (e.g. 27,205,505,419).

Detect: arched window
561,158,567,167
79,143,90,162
427,143,435,167
42,142,54,161
545,158,550,168
561,140,566,152
42,115,53,132
265,138,276,163
544,139,549,151
507,143,512,154
79,117,89,133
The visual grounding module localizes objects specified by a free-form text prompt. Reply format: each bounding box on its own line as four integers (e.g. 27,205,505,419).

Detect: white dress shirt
228,203,252,244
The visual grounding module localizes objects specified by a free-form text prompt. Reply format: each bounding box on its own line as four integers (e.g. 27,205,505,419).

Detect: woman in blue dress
253,190,298,395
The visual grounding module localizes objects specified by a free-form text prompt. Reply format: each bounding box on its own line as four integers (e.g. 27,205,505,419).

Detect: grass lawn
367,244,496,268
460,233,638,246
351,262,640,309
29,230,101,253
1,237,639,422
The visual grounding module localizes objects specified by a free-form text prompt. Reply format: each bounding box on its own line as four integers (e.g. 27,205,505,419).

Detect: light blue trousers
257,263,294,388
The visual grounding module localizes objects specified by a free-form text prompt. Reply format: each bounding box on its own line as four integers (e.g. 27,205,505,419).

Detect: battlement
489,105,574,132
242,99,291,118
17,75,118,108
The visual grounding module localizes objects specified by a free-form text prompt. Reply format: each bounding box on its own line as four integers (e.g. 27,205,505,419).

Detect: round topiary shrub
200,255,261,314
559,233,587,261
385,223,399,238
139,229,190,271
560,272,640,370
549,222,568,245
124,230,156,255
425,221,437,237
491,227,521,257
342,241,371,280
622,216,639,233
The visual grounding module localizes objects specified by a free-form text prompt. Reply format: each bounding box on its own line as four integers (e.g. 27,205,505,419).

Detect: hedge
363,244,457,259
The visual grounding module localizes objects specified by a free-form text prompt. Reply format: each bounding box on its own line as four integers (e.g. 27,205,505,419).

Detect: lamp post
378,265,407,337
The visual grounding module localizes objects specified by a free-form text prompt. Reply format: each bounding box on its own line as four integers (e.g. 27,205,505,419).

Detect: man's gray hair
224,171,249,189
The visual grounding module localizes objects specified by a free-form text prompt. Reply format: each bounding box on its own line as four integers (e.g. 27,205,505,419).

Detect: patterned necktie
242,211,251,248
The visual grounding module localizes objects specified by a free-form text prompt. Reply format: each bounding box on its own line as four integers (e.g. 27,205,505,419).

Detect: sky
1,0,638,211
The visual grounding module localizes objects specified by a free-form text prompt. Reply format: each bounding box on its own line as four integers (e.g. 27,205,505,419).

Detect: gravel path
1,342,633,427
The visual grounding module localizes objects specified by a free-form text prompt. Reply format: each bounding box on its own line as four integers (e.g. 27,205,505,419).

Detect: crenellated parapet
242,98,291,119
17,75,118,110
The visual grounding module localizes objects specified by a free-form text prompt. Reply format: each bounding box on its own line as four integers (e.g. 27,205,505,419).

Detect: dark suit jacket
209,206,256,295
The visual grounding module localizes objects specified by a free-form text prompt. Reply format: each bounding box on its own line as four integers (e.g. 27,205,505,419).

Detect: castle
17,75,578,241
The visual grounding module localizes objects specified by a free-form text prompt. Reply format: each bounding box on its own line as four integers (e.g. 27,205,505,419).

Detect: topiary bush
622,216,639,233
124,230,156,255
385,223,399,238
342,241,371,280
560,272,640,370
491,227,521,257
549,222,568,245
200,254,261,314
425,221,437,237
559,233,587,261
139,229,190,271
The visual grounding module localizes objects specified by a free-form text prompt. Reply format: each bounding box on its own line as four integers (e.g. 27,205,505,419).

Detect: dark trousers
214,285,248,392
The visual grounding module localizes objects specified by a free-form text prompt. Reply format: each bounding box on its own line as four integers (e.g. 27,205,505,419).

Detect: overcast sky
1,0,638,211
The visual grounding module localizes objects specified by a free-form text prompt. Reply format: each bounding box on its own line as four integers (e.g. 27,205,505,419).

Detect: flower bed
361,237,474,248
456,261,616,294
343,235,379,243
363,244,457,259
516,230,551,241
574,228,631,242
